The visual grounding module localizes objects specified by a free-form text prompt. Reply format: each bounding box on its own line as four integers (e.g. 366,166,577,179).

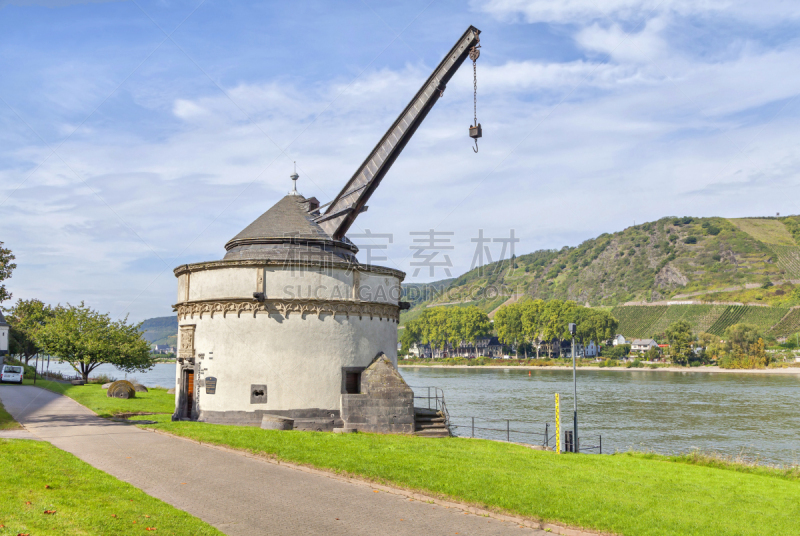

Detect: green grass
0,398,22,430
24,380,174,418
0,439,222,536
729,218,797,246
131,415,800,536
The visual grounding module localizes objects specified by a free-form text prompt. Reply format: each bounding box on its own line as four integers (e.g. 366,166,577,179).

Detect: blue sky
2,0,800,321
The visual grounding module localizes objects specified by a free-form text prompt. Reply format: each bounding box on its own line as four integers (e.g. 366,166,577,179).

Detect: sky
2,0,800,321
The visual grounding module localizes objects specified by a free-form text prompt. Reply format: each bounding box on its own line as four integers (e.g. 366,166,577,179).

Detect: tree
494,302,524,356
7,299,54,365
455,306,491,349
0,241,16,303
35,302,153,381
719,324,771,369
575,308,619,357
665,320,694,365
521,299,545,358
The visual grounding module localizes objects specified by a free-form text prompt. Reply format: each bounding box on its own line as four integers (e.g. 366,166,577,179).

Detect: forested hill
139,316,178,346
401,216,800,319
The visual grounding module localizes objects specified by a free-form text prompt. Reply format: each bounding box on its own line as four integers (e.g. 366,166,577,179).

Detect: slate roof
223,194,358,263
0,310,7,326
226,195,331,246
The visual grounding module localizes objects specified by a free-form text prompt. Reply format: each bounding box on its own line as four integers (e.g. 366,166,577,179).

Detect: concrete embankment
399,364,800,375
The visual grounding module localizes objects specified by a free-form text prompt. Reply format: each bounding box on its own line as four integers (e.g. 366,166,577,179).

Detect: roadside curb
146,427,610,536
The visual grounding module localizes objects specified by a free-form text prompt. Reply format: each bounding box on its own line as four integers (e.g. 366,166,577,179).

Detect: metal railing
450,416,602,454
409,386,450,426
449,416,550,446
579,434,603,454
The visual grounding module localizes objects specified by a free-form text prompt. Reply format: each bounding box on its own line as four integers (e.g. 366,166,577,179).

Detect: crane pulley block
469,123,482,139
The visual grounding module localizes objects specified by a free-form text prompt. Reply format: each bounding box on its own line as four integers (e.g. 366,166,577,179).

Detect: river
400,366,800,466
35,361,799,465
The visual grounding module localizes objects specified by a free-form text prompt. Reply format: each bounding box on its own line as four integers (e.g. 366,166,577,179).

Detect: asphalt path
0,385,565,536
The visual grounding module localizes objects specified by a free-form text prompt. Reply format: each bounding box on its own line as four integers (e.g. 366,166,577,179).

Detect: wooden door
186,370,194,417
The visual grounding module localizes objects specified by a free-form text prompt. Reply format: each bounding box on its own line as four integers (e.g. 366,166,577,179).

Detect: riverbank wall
398,364,800,375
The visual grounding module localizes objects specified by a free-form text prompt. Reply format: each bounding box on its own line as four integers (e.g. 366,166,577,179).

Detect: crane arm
317,25,481,240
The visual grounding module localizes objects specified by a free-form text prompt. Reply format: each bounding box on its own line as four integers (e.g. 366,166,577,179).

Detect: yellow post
555,393,561,454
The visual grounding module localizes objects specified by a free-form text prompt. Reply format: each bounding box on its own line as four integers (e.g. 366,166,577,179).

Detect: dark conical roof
223,194,358,263
227,195,331,245
0,310,7,326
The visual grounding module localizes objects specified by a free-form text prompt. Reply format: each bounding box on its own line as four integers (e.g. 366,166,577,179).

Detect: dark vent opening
345,372,361,394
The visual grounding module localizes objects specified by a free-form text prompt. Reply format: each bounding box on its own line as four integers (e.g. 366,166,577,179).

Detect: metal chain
473,57,477,126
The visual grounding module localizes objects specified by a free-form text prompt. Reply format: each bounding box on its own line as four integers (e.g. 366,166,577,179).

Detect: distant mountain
400,215,800,324
140,316,178,346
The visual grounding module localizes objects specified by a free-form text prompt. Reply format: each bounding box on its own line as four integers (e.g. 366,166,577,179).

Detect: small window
345,371,361,394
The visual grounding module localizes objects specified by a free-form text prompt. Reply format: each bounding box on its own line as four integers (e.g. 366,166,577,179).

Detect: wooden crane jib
316,25,482,241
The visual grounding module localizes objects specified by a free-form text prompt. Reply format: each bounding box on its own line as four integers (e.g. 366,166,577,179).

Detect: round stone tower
172,180,405,428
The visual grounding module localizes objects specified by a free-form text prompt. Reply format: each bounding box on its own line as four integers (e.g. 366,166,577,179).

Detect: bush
604,344,630,359
626,359,644,368
89,373,117,384
684,236,698,244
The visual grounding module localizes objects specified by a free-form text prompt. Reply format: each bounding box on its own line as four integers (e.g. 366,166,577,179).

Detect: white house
612,335,627,346
630,339,659,353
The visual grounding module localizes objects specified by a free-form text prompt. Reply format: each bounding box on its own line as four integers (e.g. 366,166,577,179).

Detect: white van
0,365,24,384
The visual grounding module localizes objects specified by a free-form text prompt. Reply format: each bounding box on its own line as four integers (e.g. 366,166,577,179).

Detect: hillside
611,303,798,338
404,216,800,314
140,316,178,346
142,216,800,340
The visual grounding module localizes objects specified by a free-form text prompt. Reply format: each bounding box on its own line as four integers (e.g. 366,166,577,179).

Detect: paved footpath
0,385,562,536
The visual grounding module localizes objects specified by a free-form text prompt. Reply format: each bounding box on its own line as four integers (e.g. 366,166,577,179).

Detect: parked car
0,365,24,384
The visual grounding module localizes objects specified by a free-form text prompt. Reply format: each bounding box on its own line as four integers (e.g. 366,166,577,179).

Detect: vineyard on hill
769,309,800,337
609,306,668,338
612,304,797,338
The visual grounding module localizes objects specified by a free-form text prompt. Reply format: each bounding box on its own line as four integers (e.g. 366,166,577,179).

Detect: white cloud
474,0,800,24
576,17,668,63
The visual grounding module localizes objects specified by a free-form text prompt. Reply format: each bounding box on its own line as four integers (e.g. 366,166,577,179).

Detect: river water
36,361,799,465
401,366,800,466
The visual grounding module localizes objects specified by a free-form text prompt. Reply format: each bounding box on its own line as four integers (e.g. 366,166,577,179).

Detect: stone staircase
413,407,450,438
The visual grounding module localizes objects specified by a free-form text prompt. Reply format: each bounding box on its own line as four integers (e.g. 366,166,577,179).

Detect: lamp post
568,322,578,453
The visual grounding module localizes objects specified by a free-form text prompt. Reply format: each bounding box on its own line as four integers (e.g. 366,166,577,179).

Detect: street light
568,322,578,453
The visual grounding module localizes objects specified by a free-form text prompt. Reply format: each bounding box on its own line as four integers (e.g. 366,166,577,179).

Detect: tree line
400,306,491,357
494,299,619,358
400,299,619,359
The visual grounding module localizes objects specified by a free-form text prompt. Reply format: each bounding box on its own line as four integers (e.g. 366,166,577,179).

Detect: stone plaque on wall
178,325,195,359
206,377,217,394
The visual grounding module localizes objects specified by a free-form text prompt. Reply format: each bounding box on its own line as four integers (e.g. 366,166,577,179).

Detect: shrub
684,236,698,244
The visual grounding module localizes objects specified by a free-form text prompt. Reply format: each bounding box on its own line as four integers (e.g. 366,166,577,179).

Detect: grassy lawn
24,380,174,418
0,398,22,430
0,439,222,536
131,414,800,536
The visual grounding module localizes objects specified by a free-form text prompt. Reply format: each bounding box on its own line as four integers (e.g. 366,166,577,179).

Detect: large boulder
101,382,113,389
167,388,176,394
107,380,136,399
261,415,294,430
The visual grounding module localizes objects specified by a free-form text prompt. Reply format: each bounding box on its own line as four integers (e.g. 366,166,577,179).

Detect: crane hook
469,39,482,154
